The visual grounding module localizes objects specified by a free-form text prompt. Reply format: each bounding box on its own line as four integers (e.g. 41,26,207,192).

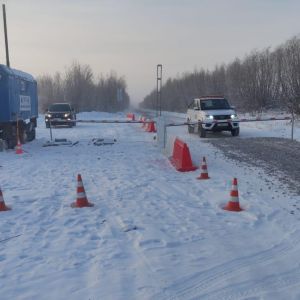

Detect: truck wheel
7,139,15,149
46,122,50,128
2,125,17,149
199,126,206,138
27,128,36,141
5,135,16,149
231,128,240,136
188,125,193,134
0,139,8,150
25,122,36,141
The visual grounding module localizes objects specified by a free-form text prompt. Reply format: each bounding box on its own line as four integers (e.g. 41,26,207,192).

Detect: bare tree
141,36,300,115
37,62,130,112
276,37,300,114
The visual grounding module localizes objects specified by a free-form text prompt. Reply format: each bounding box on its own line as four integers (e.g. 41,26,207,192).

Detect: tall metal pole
157,64,162,116
291,110,294,141
156,66,159,117
2,4,10,68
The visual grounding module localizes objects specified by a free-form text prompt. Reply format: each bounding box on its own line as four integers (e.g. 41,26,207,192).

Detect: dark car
45,103,76,128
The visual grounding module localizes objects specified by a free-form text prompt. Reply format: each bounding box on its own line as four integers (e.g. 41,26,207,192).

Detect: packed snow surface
0,111,300,300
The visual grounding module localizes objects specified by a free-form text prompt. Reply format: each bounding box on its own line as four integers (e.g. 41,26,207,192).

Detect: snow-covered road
1,111,300,300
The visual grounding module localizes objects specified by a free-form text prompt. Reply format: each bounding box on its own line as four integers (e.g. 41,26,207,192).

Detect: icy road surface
204,137,300,195
1,111,300,300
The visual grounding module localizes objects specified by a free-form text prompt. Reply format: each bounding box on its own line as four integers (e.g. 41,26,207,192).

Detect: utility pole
2,4,10,68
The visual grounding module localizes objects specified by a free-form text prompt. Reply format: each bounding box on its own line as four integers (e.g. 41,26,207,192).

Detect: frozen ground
0,111,300,300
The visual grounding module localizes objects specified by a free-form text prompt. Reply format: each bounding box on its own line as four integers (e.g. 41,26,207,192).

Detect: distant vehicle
187,96,239,137
0,64,38,148
45,103,76,128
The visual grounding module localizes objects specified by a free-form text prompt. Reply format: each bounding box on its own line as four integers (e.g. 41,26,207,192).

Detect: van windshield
48,104,71,112
200,99,230,110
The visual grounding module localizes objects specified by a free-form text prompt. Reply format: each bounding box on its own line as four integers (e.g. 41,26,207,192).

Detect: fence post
291,111,294,141
156,116,166,149
49,120,53,141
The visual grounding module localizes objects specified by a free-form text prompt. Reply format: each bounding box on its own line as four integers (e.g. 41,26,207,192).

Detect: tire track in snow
196,267,300,300
78,124,299,300
88,175,173,299
153,230,300,300
84,133,199,296
88,150,208,299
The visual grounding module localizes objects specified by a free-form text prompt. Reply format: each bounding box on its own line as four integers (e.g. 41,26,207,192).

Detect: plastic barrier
169,138,197,172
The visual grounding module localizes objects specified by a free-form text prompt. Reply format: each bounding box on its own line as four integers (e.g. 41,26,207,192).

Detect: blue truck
0,64,38,148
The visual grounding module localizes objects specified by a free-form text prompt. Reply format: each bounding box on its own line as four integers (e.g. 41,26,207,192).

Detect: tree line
38,62,130,113
140,36,300,115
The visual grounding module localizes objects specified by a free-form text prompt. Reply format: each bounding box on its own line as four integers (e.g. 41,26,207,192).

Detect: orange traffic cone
197,157,210,179
223,178,243,212
15,137,23,154
0,187,11,211
146,121,156,133
71,174,94,208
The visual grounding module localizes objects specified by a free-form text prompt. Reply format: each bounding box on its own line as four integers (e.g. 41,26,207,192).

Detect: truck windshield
48,104,71,112
200,99,230,110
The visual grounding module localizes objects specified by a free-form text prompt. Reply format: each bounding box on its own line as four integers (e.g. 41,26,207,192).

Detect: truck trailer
0,65,38,149
0,4,38,149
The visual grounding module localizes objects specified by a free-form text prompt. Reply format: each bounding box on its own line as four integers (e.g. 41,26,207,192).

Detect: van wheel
199,126,206,138
231,128,240,136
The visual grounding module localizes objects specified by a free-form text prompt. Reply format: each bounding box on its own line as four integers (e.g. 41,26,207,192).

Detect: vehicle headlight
205,115,214,120
64,113,70,117
46,113,52,118
231,114,237,119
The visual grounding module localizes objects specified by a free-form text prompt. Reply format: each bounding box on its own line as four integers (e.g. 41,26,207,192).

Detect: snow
0,64,36,82
0,111,300,300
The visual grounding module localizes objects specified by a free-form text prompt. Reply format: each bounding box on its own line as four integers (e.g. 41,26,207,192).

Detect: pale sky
1,0,300,104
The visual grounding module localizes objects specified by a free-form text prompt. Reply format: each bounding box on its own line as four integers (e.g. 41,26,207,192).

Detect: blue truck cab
0,64,38,148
